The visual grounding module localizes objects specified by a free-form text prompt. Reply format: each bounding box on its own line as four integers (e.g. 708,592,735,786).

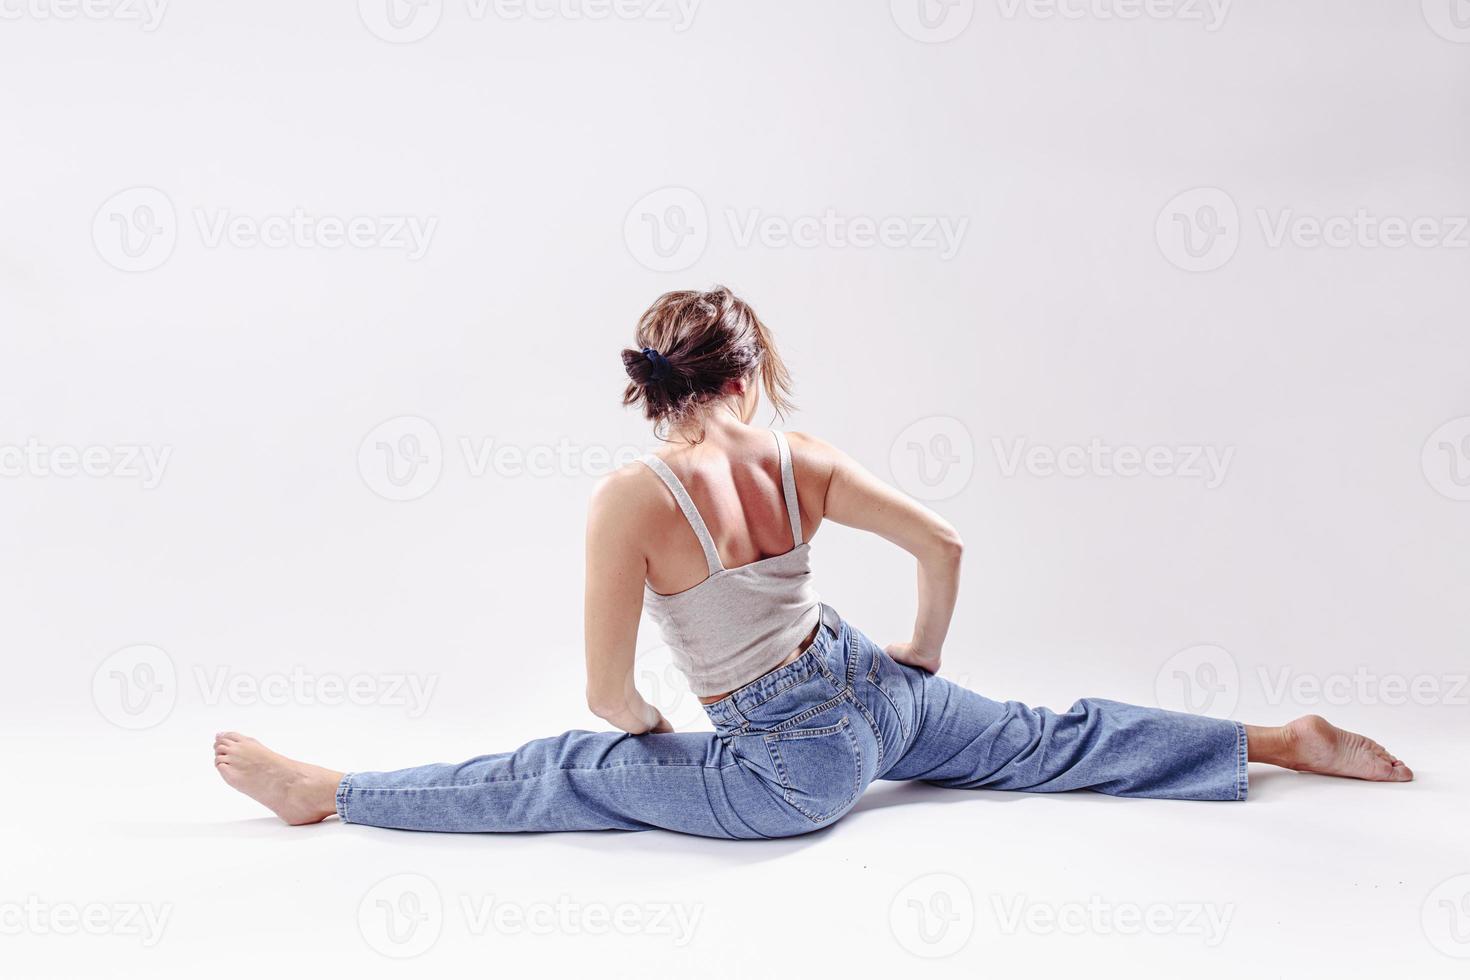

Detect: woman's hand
642,712,675,735
885,641,941,674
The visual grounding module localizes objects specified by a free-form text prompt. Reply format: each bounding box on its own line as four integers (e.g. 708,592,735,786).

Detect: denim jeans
336,605,1248,838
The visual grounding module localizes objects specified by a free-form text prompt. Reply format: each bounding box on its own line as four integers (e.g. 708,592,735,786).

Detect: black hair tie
642,347,673,384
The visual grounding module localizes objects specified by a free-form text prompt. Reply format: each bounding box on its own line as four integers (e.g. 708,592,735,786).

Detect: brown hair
621,286,794,435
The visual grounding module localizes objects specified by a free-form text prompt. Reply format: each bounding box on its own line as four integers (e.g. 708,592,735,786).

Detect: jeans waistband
702,603,843,730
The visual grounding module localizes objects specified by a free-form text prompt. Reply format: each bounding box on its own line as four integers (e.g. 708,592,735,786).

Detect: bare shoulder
781,431,847,514
587,459,663,530
783,430,845,475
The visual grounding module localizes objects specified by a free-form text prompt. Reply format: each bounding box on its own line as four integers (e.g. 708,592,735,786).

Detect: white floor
6,708,1468,979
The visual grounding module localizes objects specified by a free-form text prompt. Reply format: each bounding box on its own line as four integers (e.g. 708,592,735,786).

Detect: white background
2,1,1468,976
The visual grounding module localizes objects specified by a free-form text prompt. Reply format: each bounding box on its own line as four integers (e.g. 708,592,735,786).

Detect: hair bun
640,347,673,383
621,346,673,387
620,286,795,432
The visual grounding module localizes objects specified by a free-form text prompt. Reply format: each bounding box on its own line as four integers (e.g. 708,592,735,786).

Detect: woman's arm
801,434,964,673
583,469,673,734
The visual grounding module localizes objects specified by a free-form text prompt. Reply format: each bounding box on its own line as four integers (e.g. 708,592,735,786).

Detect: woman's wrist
910,631,944,664
909,644,942,669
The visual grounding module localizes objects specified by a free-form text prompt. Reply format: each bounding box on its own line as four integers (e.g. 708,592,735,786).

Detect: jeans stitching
343,759,726,792
847,688,885,770
335,774,352,822
844,628,859,688
767,691,850,732
765,717,860,822
1234,721,1249,801
867,647,912,741
699,768,741,840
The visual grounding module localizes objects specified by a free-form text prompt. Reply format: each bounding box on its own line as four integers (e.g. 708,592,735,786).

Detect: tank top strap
638,455,724,574
772,430,803,547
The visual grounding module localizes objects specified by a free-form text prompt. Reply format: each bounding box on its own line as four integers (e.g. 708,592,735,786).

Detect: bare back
638,428,828,597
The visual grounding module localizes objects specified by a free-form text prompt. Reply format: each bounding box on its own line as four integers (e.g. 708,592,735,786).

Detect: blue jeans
335,606,1248,838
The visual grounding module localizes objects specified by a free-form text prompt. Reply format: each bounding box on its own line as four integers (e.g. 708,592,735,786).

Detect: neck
667,399,750,445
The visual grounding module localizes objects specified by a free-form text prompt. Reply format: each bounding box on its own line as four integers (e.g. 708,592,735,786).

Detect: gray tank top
639,430,822,697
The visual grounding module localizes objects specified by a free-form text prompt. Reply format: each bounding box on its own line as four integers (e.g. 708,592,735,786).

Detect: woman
214,286,1412,838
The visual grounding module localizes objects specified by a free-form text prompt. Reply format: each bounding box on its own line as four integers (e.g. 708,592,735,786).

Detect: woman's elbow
933,525,964,563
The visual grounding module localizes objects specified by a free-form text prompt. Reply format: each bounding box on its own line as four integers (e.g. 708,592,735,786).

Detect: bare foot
1277,715,1414,782
213,732,344,825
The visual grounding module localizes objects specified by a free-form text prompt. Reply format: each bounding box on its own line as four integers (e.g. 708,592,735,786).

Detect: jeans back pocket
763,716,862,823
